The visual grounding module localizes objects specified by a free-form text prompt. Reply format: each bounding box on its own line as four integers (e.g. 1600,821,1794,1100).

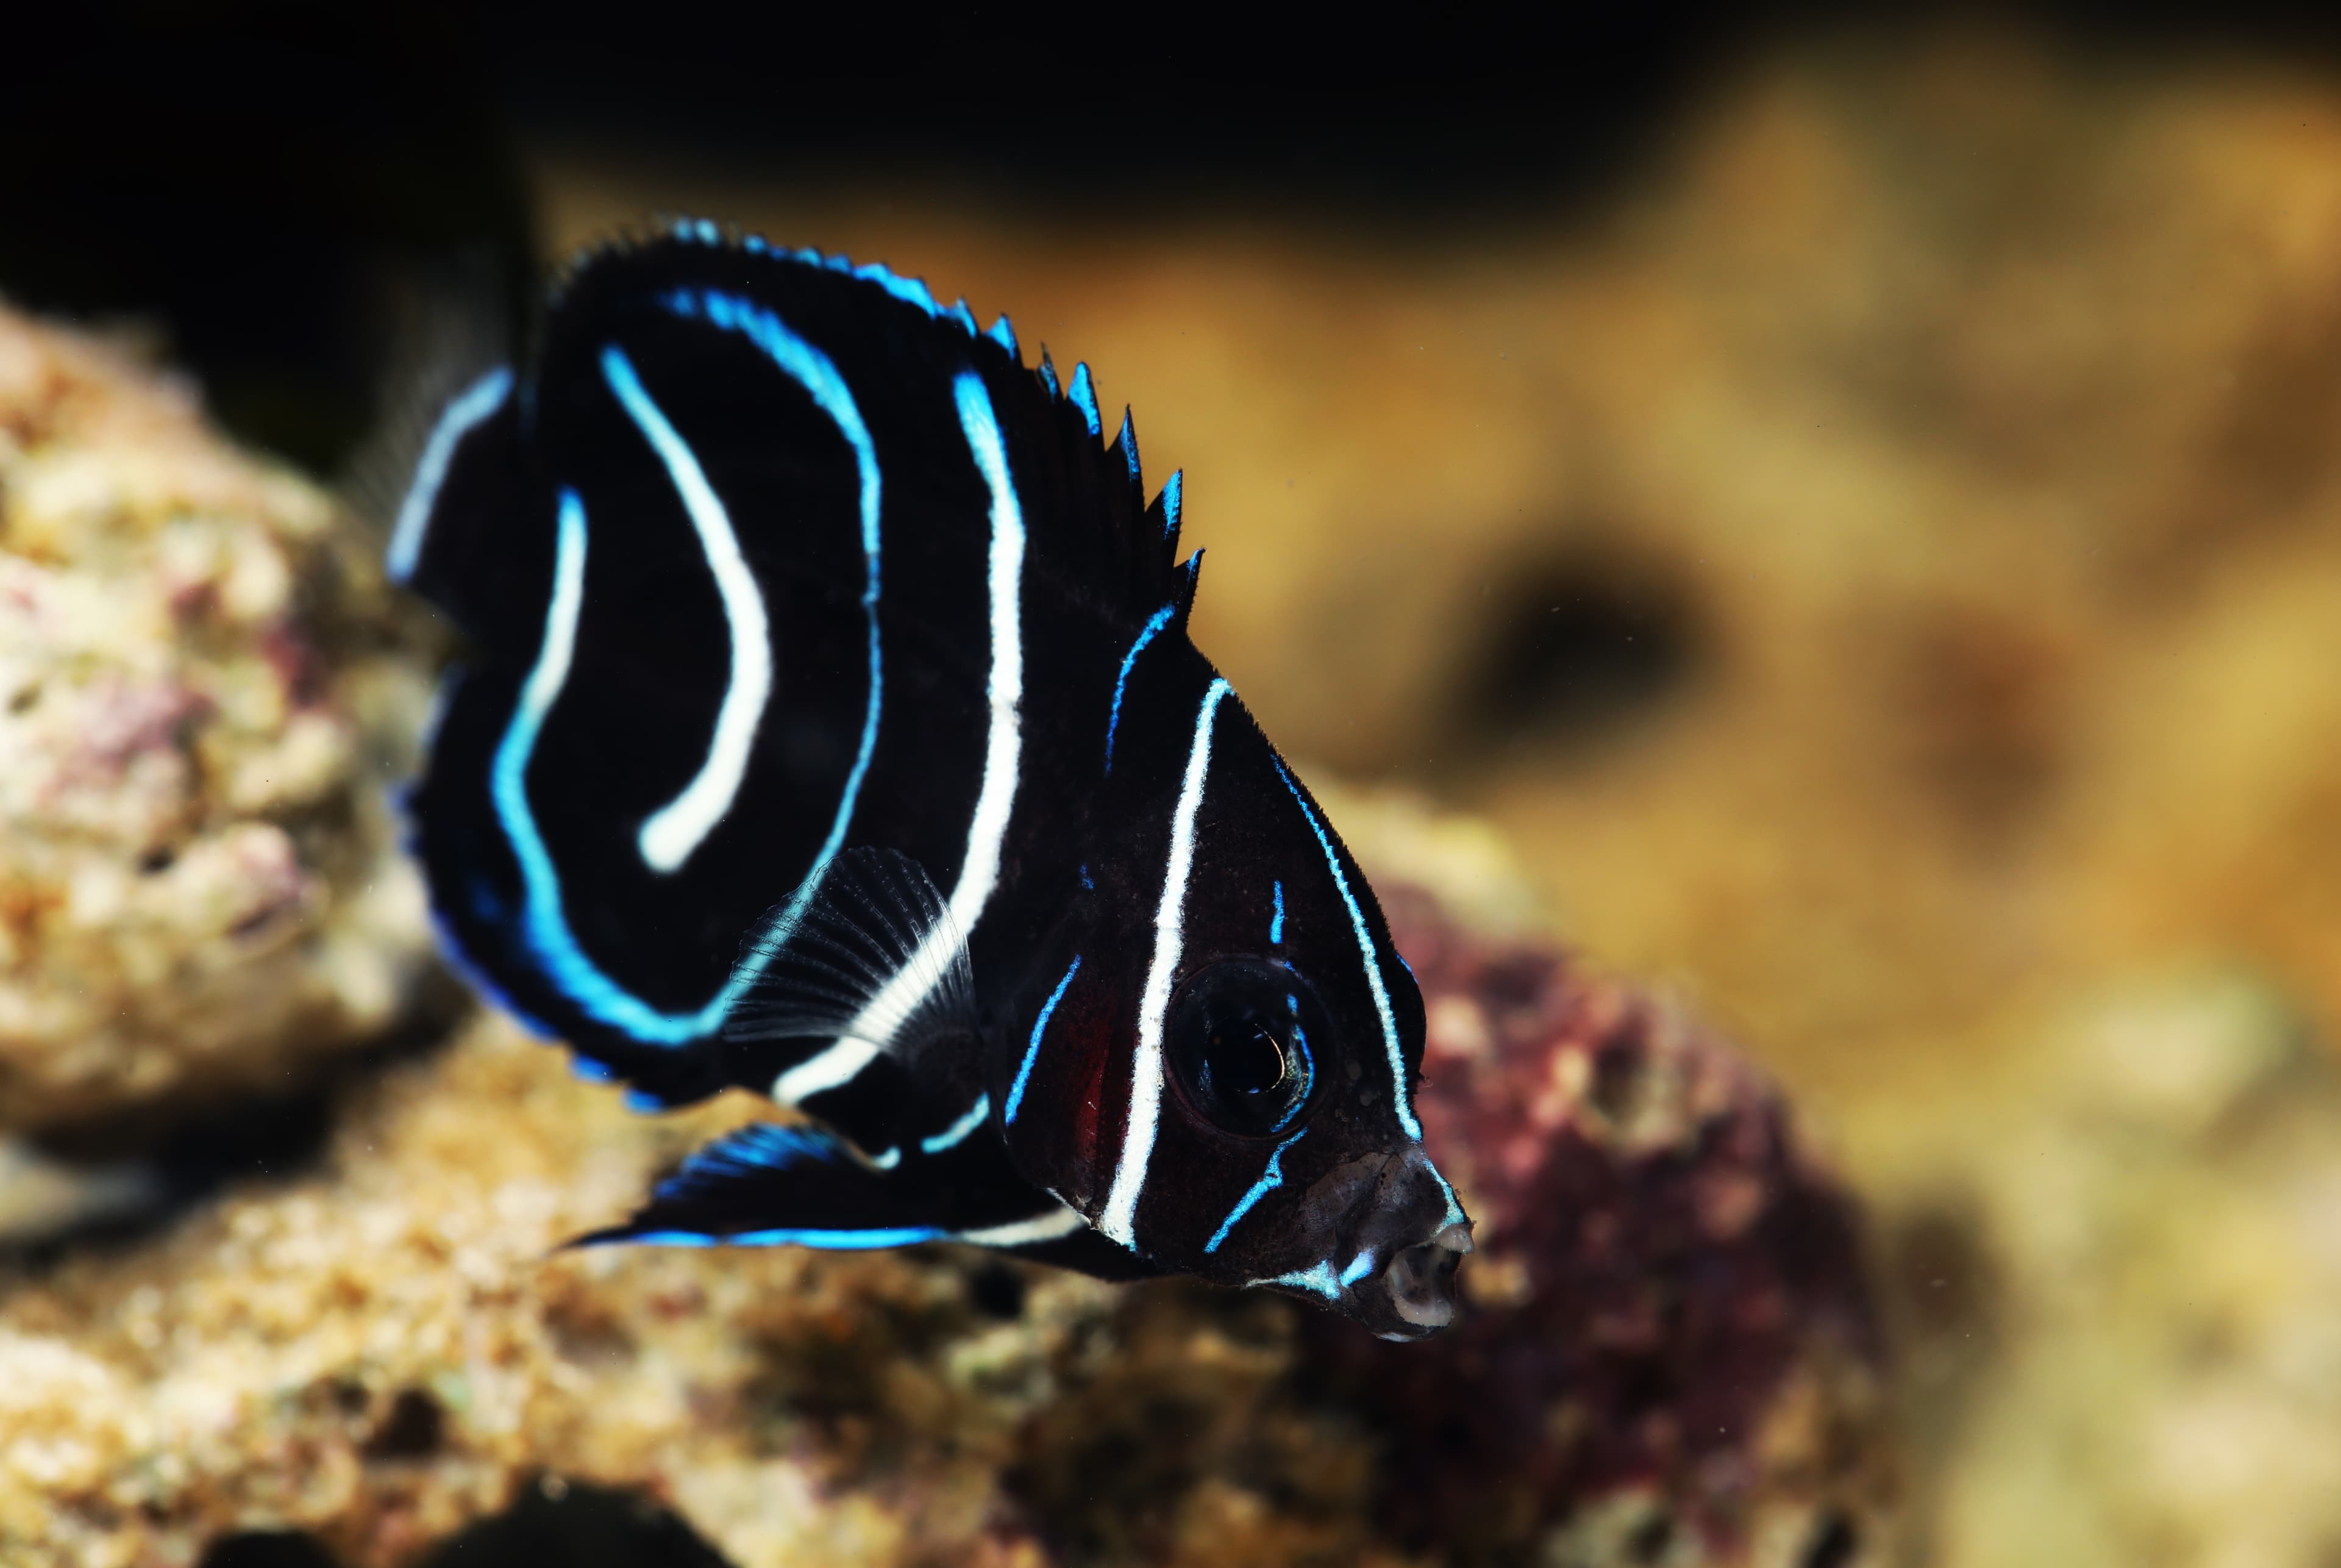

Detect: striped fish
391,222,1472,1339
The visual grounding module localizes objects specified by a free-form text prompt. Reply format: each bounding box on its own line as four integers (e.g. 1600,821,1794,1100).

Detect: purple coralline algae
1303,884,1890,1564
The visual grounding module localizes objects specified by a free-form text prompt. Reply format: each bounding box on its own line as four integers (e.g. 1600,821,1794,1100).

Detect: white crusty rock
0,302,437,1134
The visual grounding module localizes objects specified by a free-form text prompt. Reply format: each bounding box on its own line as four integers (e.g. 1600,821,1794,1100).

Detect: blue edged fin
1115,408,1141,497
1067,362,1100,436
986,313,1019,360
575,1121,940,1245
1038,348,1061,400
576,1117,1136,1262
1172,549,1205,632
850,261,939,316
1143,469,1185,562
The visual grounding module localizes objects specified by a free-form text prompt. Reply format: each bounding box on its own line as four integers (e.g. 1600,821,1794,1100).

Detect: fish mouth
1368,1217,1474,1339
1289,1143,1474,1341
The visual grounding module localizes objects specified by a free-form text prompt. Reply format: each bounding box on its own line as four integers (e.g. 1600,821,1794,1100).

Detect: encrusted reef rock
0,782,1889,1568
1306,880,1888,1567
0,304,437,1137
1867,970,2341,1567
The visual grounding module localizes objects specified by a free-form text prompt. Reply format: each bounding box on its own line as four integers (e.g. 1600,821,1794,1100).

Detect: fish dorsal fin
529,231,1187,640
723,846,977,1060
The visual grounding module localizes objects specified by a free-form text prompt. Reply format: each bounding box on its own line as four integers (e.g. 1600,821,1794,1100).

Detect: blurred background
10,3,2341,1563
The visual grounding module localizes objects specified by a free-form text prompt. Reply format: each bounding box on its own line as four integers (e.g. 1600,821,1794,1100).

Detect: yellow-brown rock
0,305,436,1135
0,822,1884,1568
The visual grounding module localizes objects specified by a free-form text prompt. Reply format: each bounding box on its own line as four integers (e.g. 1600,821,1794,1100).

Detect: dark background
6,2,2339,476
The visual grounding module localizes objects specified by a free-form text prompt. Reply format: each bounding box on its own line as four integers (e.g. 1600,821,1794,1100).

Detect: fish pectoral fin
575,1119,1081,1252
721,847,980,1081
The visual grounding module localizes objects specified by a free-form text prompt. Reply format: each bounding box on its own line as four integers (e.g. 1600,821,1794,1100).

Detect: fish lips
1288,1144,1474,1341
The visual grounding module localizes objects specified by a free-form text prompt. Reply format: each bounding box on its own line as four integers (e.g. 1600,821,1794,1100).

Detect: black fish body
392,224,1472,1339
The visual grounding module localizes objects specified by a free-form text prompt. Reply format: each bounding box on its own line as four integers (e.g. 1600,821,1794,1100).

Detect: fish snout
1341,1143,1473,1341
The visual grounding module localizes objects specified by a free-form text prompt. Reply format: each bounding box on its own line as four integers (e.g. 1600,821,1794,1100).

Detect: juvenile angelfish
390,223,1472,1339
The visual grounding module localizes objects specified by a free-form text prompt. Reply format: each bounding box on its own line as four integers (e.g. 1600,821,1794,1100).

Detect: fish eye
1167,959,1325,1137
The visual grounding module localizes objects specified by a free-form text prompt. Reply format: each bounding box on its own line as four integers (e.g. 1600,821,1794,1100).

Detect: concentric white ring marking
774,371,1024,1103
600,346,773,874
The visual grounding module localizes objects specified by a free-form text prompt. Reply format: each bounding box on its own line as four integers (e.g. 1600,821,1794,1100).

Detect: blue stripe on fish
1007,955,1081,1125
633,1225,947,1249
921,1094,991,1154
386,366,511,584
1205,1125,1306,1253
426,872,558,1042
1104,603,1176,773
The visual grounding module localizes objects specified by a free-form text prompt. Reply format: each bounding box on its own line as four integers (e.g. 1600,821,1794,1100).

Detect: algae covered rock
0,304,437,1134
1867,971,2341,1568
1300,793,1892,1568
0,818,1889,1568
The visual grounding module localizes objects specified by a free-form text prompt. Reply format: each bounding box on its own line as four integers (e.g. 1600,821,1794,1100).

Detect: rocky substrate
0,837,1887,1568
0,303,437,1142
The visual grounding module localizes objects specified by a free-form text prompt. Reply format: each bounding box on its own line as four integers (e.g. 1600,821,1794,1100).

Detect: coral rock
0,853,1888,1568
1298,877,1890,1566
0,304,437,1134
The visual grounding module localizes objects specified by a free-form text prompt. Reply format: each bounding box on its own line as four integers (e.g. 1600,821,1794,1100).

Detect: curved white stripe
387,366,512,583
774,1032,882,1105
959,1206,1086,1248
488,299,883,1049
775,371,1025,1105
947,370,1026,940
1100,677,1232,1249
600,346,774,874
